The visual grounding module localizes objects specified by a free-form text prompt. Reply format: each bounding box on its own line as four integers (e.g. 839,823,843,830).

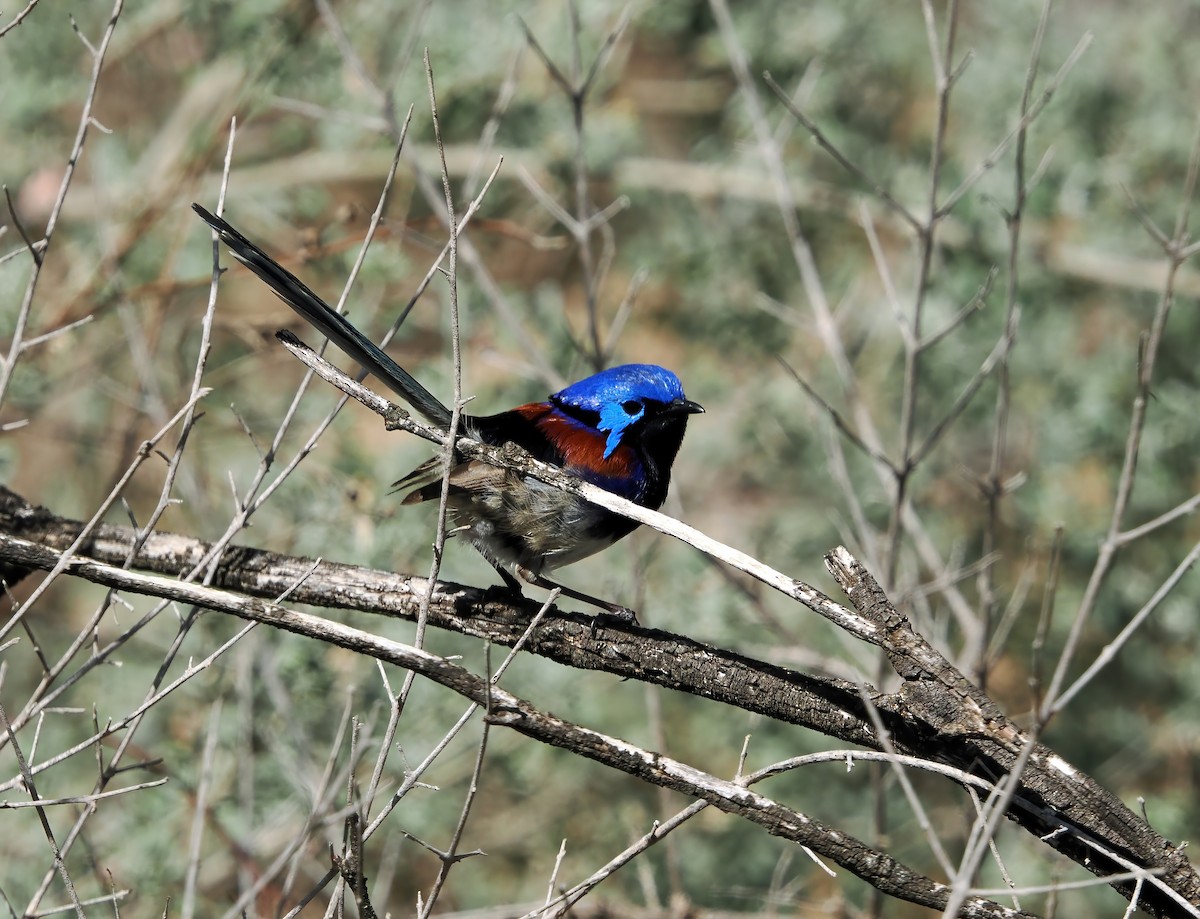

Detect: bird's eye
622,400,642,416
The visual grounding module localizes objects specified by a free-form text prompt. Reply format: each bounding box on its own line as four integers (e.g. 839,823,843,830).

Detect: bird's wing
396,458,510,505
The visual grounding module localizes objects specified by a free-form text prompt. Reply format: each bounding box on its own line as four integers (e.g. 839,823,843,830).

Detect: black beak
668,398,705,415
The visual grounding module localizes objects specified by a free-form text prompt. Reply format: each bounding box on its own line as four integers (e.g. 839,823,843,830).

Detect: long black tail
193,204,452,428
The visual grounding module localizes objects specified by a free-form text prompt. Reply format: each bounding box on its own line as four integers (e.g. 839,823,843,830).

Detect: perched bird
193,204,703,615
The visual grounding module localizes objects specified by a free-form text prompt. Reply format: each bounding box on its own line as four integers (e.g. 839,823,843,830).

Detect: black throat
629,413,691,511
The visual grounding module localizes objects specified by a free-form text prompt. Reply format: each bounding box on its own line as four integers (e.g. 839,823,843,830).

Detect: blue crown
551,364,687,412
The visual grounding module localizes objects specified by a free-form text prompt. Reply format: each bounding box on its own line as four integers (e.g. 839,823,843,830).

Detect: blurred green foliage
2,0,1199,916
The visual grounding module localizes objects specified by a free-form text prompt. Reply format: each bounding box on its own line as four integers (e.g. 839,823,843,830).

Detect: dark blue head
551,364,702,458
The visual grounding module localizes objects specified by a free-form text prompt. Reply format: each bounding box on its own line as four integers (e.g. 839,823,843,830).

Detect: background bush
2,0,1198,916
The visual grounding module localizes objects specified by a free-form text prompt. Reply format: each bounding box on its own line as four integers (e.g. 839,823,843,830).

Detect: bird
193,203,703,617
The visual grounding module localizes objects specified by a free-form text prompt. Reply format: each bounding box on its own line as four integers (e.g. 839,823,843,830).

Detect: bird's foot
591,603,638,626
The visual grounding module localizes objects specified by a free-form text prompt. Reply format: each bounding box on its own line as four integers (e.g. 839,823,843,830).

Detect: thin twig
975,0,1052,687
0,0,45,37
765,75,921,232
0,704,85,918
1041,119,1200,721
181,701,223,919
0,0,126,410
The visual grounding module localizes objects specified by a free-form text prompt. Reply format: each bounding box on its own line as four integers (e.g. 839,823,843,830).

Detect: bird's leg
492,564,524,593
486,561,637,623
516,566,638,624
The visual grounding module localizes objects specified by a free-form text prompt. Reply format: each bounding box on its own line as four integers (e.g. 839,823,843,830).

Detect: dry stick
853,683,955,878
523,3,632,369
1029,526,1064,710
408,161,563,388
976,0,1054,690
919,266,997,351
417,676,491,918
3,186,40,265
391,49,469,917
763,77,921,233
639,570,687,904
24,890,132,919
880,12,960,911
0,704,85,918
410,50,462,664
541,839,570,916
1041,118,1200,722
777,357,899,474
817,414,878,614
273,114,439,912
0,388,208,648
181,700,223,919
314,0,386,112
280,691,358,913
976,872,1157,900
6,116,235,733
358,664,402,828
0,0,125,411
0,779,167,810
967,786,1022,910
858,199,918,348
532,802,709,918
335,716,369,918
233,622,256,909
462,44,524,201
417,588,561,917
887,0,960,592
1073,838,1198,919
942,729,1044,918
910,328,1014,467
20,121,239,917
1115,487,1200,545
281,593,561,919
1052,538,1200,713
983,555,1036,668
600,265,647,359
0,0,45,37
936,32,1093,219
324,702,366,919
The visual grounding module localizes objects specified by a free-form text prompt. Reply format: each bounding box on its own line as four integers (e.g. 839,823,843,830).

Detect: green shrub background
2,0,1198,915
